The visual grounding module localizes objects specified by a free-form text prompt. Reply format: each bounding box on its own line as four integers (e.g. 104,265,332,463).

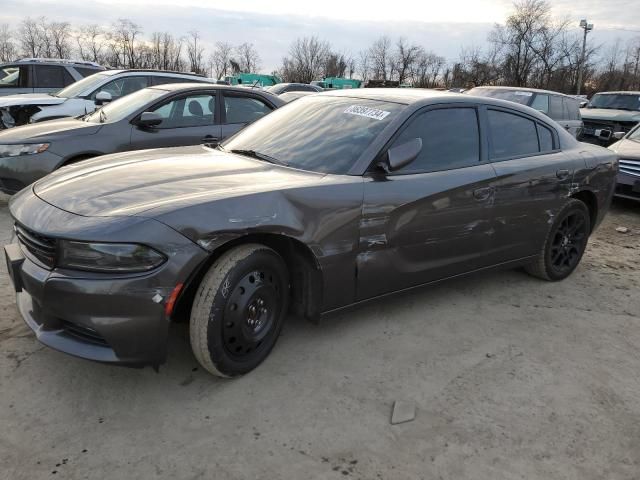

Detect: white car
0,69,214,129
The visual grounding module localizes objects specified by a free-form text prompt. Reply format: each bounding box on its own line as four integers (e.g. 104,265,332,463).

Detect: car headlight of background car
58,241,166,273
0,143,50,158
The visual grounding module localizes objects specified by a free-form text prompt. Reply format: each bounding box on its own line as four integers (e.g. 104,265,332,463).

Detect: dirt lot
0,192,639,480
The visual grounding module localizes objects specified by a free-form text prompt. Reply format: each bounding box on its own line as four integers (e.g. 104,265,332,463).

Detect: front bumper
615,168,640,201
7,193,208,366
0,151,64,194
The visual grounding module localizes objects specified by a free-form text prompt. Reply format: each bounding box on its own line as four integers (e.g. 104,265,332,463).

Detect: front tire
525,199,591,281
190,244,289,377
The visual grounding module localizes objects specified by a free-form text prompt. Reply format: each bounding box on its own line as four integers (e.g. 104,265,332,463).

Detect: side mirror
95,91,112,105
612,131,626,140
136,111,163,129
384,138,422,172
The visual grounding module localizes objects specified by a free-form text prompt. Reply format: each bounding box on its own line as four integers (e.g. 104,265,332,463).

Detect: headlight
0,143,50,157
58,241,166,273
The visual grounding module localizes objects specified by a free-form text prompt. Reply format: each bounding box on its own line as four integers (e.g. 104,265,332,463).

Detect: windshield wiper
230,149,288,166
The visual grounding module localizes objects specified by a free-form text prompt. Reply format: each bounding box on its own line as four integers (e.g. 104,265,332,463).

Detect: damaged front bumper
6,191,209,367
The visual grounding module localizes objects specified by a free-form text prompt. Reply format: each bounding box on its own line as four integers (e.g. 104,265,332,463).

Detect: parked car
608,123,640,201
0,58,105,97
0,69,213,129
0,83,284,194
579,91,640,146
278,91,316,103
5,90,617,377
268,83,322,95
466,86,583,138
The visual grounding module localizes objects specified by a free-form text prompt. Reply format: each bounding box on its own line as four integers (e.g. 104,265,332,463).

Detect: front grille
620,159,640,178
583,119,638,134
14,224,57,269
60,320,109,346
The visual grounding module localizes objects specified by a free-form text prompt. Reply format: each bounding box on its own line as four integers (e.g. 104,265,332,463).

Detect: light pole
577,19,593,95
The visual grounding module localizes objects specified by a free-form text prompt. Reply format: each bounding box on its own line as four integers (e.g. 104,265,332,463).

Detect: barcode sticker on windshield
344,105,390,120
514,91,533,97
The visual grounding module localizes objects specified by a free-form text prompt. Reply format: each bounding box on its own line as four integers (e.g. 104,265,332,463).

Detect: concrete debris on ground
615,226,629,233
390,401,416,425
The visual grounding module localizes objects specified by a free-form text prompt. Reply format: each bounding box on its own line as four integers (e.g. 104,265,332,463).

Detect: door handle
473,187,493,201
556,169,570,180
202,136,220,143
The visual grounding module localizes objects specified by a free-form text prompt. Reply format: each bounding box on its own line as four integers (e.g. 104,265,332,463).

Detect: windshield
85,87,167,123
222,96,404,174
466,88,533,105
56,72,110,98
588,94,640,111
628,124,640,141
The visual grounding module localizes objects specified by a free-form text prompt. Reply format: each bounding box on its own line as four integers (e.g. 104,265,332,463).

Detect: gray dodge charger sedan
0,83,284,194
5,89,618,377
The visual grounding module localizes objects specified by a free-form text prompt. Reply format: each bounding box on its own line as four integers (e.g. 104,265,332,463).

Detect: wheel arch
570,189,598,232
173,232,324,324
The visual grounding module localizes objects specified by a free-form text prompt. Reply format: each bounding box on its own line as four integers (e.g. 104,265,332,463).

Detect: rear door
562,97,582,138
485,106,579,261
357,105,498,301
220,92,275,139
129,91,221,149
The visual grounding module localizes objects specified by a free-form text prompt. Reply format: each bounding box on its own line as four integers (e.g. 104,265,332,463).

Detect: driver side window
150,93,217,129
389,107,480,174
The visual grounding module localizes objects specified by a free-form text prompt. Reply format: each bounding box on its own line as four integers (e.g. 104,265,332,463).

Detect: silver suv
0,58,105,96
466,86,583,138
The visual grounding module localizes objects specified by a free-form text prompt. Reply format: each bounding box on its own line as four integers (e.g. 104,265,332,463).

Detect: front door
129,92,222,149
357,105,498,301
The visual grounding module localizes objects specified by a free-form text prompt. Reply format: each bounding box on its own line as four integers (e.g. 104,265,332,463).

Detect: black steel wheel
525,199,591,281
190,244,289,377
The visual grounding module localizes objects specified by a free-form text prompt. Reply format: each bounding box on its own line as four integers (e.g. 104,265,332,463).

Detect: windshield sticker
514,91,533,97
344,105,390,120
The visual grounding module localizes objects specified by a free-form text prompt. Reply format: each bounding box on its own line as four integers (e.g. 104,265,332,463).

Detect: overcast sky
1,0,639,71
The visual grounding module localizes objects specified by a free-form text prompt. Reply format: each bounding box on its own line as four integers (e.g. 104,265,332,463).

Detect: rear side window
224,96,273,124
488,109,539,159
537,124,554,152
151,76,199,86
0,65,29,88
563,98,581,120
531,94,549,114
390,107,480,174
35,65,66,88
74,67,102,78
549,96,564,120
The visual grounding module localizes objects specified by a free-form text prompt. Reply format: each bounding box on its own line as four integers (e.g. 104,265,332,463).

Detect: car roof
1,58,104,68
147,83,286,104
468,85,577,99
322,88,459,104
593,91,640,95
101,69,207,77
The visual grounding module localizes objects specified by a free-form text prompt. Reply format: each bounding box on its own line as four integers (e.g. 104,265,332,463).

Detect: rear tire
190,244,289,377
525,199,591,281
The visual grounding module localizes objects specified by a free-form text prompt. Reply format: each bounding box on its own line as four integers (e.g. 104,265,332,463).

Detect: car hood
609,138,640,160
33,146,327,217
580,108,640,122
0,94,66,108
0,118,100,142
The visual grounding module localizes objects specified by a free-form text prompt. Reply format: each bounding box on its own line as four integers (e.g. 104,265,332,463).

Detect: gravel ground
0,192,639,480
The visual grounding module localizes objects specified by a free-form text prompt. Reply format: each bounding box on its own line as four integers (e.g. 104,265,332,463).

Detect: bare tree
0,24,16,62
19,17,43,58
75,25,107,63
186,30,205,74
235,42,261,73
50,21,72,59
210,41,233,79
395,38,421,84
110,19,143,68
279,36,329,82
367,36,393,80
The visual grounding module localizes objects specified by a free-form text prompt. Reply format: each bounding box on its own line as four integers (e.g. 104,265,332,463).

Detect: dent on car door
129,93,221,149
486,107,578,261
357,106,498,301
221,94,273,139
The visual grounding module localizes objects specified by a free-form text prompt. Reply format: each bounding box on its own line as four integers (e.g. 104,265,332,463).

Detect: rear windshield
588,94,640,111
222,96,405,174
467,88,533,105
